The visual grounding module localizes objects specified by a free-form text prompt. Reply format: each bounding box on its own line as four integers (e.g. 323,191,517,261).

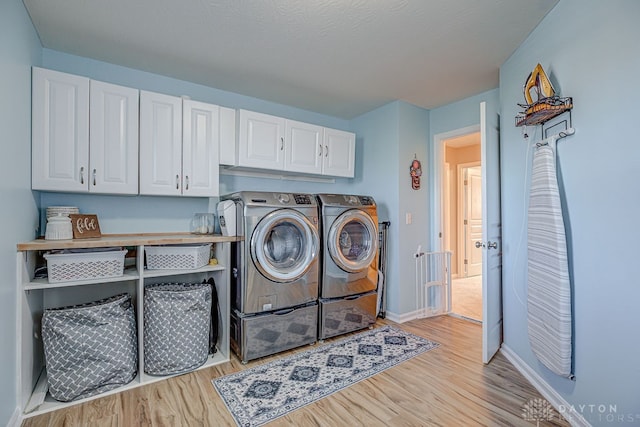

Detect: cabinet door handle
280,137,284,151
92,169,97,186
80,167,85,184
319,143,323,156
185,175,189,190
325,145,329,157
176,174,180,190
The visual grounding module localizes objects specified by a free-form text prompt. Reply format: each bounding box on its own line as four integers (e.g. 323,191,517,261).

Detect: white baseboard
384,309,421,324
7,406,21,427
500,344,590,427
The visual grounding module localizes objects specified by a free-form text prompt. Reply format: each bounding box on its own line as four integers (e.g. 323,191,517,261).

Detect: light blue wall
0,0,41,424
350,101,430,316
397,102,430,314
351,103,400,312
500,0,640,423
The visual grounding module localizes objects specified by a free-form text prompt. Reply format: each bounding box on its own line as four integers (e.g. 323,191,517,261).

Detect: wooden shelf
17,232,242,251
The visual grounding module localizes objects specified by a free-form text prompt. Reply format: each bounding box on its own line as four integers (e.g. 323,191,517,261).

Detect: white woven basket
44,250,127,283
145,244,211,270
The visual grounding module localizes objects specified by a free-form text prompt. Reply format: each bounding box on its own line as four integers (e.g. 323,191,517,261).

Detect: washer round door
328,209,378,273
251,209,319,282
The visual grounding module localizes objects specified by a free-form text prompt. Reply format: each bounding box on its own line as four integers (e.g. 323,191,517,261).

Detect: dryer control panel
293,194,313,205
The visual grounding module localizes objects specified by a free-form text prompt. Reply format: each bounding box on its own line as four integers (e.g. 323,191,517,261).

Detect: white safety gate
414,250,452,317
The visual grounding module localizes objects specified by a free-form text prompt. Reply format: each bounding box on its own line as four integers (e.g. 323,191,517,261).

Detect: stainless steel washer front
224,192,320,315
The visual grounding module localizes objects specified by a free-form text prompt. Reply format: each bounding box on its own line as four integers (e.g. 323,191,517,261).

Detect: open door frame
432,102,502,364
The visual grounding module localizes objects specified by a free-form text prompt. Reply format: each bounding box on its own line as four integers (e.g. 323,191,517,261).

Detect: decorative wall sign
410,157,422,190
69,214,102,239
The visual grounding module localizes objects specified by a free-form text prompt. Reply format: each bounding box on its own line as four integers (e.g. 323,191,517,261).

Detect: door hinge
463,219,468,225
464,259,468,265
464,180,468,185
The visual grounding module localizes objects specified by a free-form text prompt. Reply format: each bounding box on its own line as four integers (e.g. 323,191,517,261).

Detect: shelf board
17,233,242,251
24,267,140,290
143,264,226,278
23,351,230,418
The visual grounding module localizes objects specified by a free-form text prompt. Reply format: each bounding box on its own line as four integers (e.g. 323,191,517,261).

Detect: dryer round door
328,209,378,273
250,209,319,283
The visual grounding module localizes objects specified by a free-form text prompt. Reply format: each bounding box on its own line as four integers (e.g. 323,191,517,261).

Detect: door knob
475,241,484,248
487,241,498,250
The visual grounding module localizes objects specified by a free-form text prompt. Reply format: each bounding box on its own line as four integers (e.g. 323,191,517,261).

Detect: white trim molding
8,406,21,427
501,344,590,427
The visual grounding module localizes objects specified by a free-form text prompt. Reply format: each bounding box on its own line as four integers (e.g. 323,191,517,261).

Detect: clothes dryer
223,191,320,362
316,194,379,339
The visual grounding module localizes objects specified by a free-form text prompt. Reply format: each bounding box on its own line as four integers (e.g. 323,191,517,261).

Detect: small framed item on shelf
69,214,102,239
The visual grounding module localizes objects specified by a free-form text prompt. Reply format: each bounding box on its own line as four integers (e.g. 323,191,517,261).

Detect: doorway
443,133,482,321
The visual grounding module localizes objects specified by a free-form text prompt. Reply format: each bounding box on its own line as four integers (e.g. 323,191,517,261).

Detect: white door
89,80,139,194
465,166,483,276
139,90,182,195
284,120,323,174
480,101,503,364
31,67,89,192
322,128,355,177
238,110,285,170
182,99,220,197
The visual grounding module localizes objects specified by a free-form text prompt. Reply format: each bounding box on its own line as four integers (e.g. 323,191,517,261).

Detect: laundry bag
41,293,138,402
143,283,212,375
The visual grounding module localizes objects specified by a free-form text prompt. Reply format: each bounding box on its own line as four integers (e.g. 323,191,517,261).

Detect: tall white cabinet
32,67,139,194
236,109,356,178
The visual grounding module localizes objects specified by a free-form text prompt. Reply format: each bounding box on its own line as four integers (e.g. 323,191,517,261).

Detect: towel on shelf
527,140,573,378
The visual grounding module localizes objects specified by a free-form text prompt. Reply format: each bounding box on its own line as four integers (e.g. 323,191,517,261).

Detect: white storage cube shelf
17,235,233,418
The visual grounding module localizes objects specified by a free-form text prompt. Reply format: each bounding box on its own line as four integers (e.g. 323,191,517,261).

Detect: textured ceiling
23,0,557,119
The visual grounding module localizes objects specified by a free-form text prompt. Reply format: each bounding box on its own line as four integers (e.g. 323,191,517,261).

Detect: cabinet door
139,91,183,195
219,107,237,166
323,128,356,177
284,120,323,174
238,110,285,170
89,80,139,194
32,67,89,192
182,99,220,197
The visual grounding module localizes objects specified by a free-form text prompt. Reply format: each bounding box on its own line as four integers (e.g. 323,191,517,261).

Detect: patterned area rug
213,325,440,427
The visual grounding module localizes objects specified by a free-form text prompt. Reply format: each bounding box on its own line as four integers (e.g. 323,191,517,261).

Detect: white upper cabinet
139,91,221,197
89,80,139,194
32,67,89,192
322,128,356,178
182,99,220,197
284,120,324,174
238,110,286,170
237,109,355,177
139,91,183,196
32,68,139,194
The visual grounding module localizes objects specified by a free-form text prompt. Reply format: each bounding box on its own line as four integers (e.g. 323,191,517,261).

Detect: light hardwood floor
22,316,570,426
451,275,483,321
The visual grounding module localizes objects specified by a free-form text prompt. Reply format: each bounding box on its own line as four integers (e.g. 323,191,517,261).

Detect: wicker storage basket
143,283,212,375
145,244,211,270
41,293,138,402
44,249,127,283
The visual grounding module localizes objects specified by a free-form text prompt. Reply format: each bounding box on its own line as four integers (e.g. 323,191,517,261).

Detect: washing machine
316,193,379,339
222,191,320,362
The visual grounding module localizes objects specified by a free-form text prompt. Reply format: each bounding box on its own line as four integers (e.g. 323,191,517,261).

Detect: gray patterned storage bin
144,283,212,375
41,294,138,402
